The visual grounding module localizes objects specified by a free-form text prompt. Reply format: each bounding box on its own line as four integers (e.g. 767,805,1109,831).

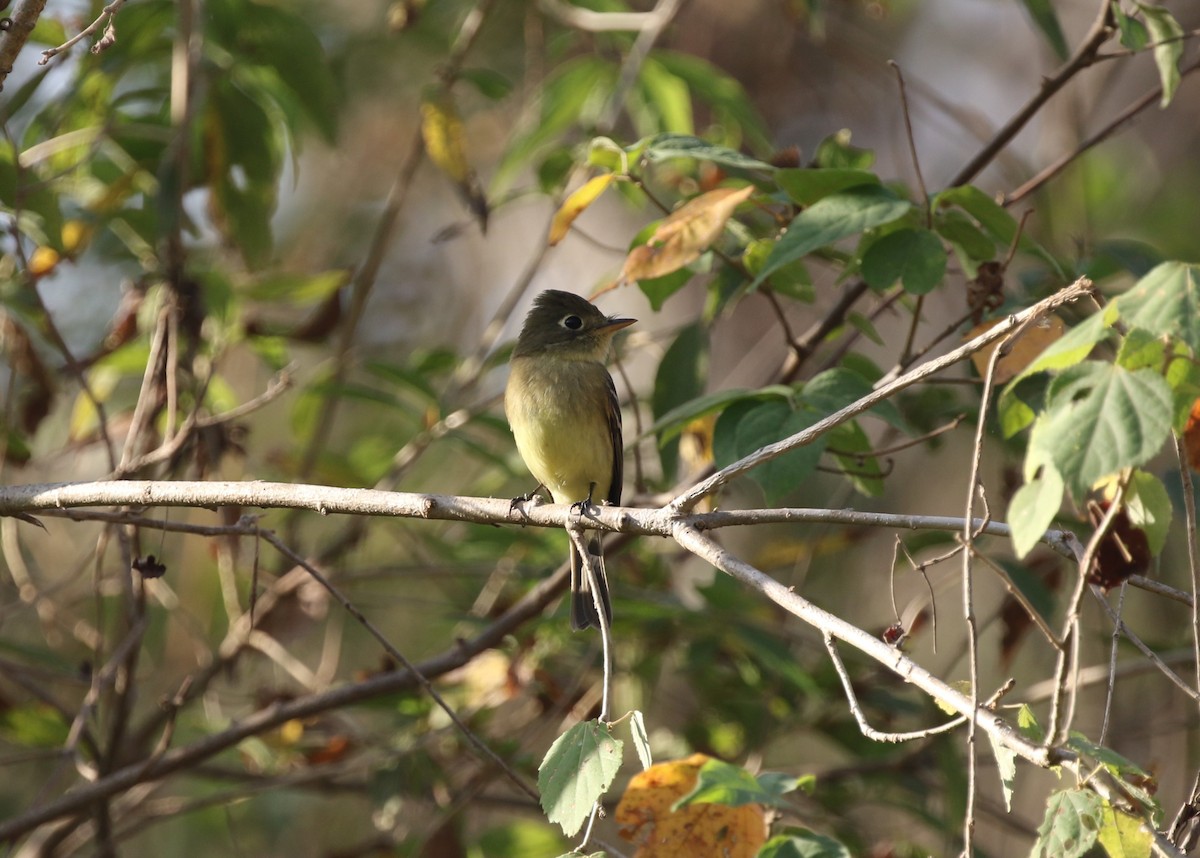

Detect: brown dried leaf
968,314,1065,384
620,185,755,283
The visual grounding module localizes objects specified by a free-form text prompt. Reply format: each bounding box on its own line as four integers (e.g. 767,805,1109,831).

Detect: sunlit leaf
615,754,768,858
638,133,773,170
675,758,803,810
538,719,623,836
621,185,755,282
1032,789,1104,858
1029,362,1173,499
1097,800,1153,858
548,174,615,246
1009,466,1064,559
1138,3,1183,106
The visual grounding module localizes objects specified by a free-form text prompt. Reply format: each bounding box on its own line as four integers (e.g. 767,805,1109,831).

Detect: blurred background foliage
1,0,1199,855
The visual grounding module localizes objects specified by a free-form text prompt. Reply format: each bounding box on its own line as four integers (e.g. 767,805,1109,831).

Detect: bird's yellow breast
505,356,614,505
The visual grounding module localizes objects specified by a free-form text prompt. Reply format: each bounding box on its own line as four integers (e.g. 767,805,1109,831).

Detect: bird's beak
600,316,636,332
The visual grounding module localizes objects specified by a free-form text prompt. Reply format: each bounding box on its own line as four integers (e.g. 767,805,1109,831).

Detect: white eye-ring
561,314,583,330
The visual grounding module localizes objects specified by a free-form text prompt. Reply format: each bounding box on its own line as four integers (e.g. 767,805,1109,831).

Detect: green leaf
753,186,912,288
1032,789,1104,858
1029,362,1173,499
1138,3,1184,107
477,821,565,856
860,227,947,295
726,400,827,502
637,57,694,134
1018,703,1046,743
243,270,350,303
1113,2,1150,49
646,385,793,443
1066,733,1150,779
935,208,996,275
827,421,885,497
673,758,802,810
638,132,774,170
743,239,812,299
494,56,617,195
637,266,694,310
936,184,1064,277
1115,261,1200,354
801,367,905,430
776,168,879,206
758,830,852,858
998,304,1121,437
813,130,874,169
653,324,709,482
629,710,652,770
1008,467,1064,559
1017,0,1069,59
651,51,772,152
0,704,69,747
207,0,339,142
458,68,514,101
987,731,1018,813
537,719,624,837
1097,800,1153,858
1126,469,1172,555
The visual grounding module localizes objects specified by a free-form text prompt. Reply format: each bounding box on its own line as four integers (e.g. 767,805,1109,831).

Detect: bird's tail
569,534,612,631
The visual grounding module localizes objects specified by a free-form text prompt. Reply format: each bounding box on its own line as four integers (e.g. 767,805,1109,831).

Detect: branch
0,543,562,842
38,0,127,63
948,0,1114,187
0,0,47,91
8,484,1080,558
671,277,1095,512
672,523,1063,769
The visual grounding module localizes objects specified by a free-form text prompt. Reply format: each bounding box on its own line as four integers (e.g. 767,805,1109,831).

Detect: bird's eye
561,314,583,330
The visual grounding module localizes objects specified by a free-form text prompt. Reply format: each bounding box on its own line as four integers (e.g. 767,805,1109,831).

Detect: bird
504,289,635,630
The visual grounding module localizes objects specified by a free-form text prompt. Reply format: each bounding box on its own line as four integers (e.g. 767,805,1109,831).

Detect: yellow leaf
615,753,768,858
421,94,469,184
549,174,615,246
61,220,92,254
620,185,755,283
279,719,305,745
968,314,1065,384
28,246,60,277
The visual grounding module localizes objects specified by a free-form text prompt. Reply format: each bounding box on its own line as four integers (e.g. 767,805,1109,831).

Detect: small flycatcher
505,290,635,630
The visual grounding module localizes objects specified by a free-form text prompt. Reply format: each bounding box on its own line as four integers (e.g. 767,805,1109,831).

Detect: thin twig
958,314,1010,853
38,0,127,62
257,529,538,801
948,0,1115,187
1047,478,1130,745
1175,433,1200,713
1005,59,1200,205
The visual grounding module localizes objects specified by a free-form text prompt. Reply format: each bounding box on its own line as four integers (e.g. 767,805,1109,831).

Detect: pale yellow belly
506,357,615,504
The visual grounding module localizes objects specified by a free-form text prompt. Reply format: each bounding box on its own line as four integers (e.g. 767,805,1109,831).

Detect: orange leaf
1183,399,1200,471
968,314,1065,384
615,753,768,858
620,185,755,283
549,174,615,246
